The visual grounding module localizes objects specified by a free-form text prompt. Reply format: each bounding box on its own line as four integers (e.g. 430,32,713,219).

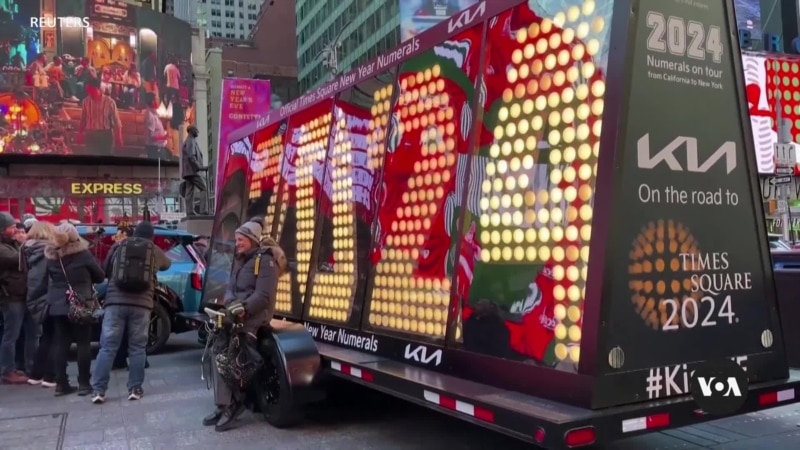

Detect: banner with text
215,78,271,197
597,0,783,405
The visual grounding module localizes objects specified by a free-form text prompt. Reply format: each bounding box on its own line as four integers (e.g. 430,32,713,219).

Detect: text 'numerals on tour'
646,11,724,63
662,295,736,331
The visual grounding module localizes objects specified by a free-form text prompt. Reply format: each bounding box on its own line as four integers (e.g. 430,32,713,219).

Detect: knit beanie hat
54,222,80,246
0,212,15,230
134,221,155,240
235,219,263,245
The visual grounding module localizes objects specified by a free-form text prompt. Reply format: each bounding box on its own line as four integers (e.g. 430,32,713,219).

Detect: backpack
111,238,156,293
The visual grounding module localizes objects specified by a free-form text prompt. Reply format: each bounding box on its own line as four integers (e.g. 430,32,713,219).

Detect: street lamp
318,22,351,77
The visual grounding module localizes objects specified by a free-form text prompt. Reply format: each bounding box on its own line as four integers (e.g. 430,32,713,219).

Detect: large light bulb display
273,102,334,315
366,27,482,339
454,1,608,370
305,102,372,323
249,124,286,233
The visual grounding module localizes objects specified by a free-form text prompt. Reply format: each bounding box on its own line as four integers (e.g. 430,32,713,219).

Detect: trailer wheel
254,342,302,428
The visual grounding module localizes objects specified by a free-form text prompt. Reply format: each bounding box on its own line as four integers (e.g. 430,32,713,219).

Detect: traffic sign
775,143,797,167
778,199,789,213
776,167,794,175
770,176,793,185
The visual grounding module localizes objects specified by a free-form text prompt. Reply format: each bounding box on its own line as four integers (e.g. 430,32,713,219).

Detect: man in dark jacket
0,212,30,384
180,125,208,216
90,221,170,404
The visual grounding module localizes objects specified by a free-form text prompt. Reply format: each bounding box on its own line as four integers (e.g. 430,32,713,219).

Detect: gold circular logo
628,220,702,331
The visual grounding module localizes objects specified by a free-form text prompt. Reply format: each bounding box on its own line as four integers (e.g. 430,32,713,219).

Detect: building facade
296,0,400,91
121,0,163,11
166,0,265,39
205,0,298,198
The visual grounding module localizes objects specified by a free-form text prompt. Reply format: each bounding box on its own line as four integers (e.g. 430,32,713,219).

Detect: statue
179,125,209,216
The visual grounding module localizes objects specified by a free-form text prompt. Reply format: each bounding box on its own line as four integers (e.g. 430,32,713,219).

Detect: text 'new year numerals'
646,11,723,63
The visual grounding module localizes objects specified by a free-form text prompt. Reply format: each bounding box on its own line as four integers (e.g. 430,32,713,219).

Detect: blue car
78,225,206,353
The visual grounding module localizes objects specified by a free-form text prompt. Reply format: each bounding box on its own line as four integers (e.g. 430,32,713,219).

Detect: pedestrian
21,221,57,387
0,213,31,385
13,222,35,374
30,222,105,396
91,221,170,404
106,224,150,371
203,218,287,432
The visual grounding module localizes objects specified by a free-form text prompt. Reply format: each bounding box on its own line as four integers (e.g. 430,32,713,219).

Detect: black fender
252,320,322,427
264,320,321,404
155,282,182,312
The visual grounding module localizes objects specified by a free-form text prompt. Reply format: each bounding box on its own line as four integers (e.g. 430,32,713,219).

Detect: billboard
0,0,194,162
214,78,271,197
742,52,800,174
399,0,479,42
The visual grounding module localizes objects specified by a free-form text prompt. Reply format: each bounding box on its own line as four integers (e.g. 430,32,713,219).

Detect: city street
1,333,800,450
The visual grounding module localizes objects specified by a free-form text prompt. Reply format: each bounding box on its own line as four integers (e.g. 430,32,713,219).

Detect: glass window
165,244,193,263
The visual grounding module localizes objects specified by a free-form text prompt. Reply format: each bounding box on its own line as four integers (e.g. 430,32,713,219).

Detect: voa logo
404,344,443,366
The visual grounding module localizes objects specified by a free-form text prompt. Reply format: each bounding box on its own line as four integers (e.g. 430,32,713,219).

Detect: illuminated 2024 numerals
307,108,358,323
369,65,456,339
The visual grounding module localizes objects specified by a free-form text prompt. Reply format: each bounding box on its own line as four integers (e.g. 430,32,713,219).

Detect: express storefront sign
70,182,143,195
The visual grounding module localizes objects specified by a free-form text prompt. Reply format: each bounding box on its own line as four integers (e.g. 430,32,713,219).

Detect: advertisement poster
400,0,479,42
742,52,800,174
598,0,781,404
214,78,271,198
0,0,194,161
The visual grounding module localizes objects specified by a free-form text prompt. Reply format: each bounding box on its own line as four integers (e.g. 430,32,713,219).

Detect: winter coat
30,238,105,316
102,239,171,310
223,244,283,333
21,239,49,321
0,235,25,304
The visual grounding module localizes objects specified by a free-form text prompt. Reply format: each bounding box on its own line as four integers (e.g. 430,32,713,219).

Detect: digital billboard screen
0,0,194,162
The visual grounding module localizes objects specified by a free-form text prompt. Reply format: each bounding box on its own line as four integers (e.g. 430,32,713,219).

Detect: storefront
0,176,180,223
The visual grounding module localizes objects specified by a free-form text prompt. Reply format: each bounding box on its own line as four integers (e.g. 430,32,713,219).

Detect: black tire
197,328,208,345
147,302,171,354
254,340,302,428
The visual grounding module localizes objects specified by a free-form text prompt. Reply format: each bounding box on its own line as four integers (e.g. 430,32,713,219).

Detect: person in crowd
0,213,31,385
26,53,47,90
122,64,142,109
91,221,170,404
142,53,159,100
143,92,168,160
21,221,56,387
30,222,105,396
12,221,38,375
99,67,113,96
76,77,123,157
74,57,96,100
44,56,76,100
163,56,181,104
23,214,38,232
107,224,150,371
180,125,209,216
203,218,287,432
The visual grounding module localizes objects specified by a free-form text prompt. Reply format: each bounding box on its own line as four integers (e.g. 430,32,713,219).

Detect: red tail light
191,272,203,290
564,426,596,447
